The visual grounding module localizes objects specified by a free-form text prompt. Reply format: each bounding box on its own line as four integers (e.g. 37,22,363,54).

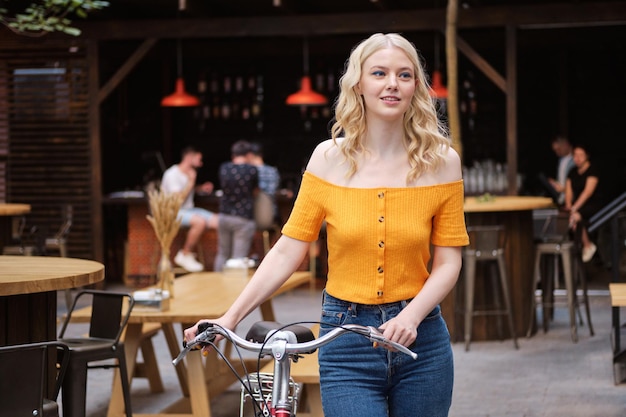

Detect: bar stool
44,205,74,308
527,212,594,342
2,215,39,255
459,225,518,351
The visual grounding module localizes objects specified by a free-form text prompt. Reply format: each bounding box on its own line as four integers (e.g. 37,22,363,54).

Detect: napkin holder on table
133,289,171,311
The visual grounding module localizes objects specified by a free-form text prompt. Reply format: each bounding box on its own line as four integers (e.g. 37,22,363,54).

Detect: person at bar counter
247,141,289,222
213,140,259,271
160,146,218,272
548,135,574,205
565,143,604,262
185,33,469,416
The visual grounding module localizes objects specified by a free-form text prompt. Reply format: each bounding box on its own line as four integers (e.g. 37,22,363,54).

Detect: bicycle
173,320,418,417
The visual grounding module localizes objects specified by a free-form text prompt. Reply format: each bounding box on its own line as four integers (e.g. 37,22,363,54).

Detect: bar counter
443,195,554,342
103,192,302,286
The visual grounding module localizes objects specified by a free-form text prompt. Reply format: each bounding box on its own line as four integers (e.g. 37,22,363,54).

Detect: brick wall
125,203,307,287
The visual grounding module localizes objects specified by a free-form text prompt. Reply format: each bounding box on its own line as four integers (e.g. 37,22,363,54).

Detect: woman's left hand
378,316,418,349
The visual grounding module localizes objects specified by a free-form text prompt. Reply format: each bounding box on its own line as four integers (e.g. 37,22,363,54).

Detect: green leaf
63,27,81,36
1,0,109,36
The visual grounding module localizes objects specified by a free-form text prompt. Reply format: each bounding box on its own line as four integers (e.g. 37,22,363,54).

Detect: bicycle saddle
246,321,315,344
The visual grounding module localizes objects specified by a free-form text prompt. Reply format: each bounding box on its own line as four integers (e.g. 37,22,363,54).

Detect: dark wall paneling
0,60,8,202
0,41,93,260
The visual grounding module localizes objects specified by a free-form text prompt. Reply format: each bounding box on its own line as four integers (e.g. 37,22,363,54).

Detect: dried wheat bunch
146,189,183,253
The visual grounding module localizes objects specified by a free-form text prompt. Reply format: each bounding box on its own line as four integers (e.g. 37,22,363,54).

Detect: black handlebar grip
182,322,213,348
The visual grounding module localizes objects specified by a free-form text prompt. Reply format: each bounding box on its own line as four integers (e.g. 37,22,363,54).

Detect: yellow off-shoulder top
282,171,469,304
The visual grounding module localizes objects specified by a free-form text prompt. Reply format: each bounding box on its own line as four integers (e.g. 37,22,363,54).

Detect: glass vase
157,250,175,298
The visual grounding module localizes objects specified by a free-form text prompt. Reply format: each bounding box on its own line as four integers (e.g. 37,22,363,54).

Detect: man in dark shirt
214,140,258,271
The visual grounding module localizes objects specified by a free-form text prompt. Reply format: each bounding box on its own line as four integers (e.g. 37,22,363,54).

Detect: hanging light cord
175,0,184,78
302,37,310,76
434,32,441,70
175,38,183,78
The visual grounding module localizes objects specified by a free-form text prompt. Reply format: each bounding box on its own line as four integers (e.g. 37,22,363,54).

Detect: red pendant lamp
286,38,328,106
429,30,448,100
429,70,448,99
161,39,199,107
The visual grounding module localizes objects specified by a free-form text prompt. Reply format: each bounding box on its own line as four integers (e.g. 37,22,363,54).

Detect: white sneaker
174,250,204,272
582,243,597,263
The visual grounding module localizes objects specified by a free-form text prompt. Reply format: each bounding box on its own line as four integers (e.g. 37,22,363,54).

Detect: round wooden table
0,255,104,397
443,195,555,342
0,203,31,216
0,255,104,296
0,255,105,345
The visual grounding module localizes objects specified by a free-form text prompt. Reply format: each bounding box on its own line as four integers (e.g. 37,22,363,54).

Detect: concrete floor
56,262,626,417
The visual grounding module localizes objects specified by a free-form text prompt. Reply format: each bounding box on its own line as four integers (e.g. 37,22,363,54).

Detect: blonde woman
185,33,469,416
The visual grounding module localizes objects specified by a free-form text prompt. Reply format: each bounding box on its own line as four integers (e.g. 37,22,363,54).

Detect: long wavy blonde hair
330,33,450,184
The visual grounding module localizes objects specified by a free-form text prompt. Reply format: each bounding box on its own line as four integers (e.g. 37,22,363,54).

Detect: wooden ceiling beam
74,2,626,40
97,38,158,104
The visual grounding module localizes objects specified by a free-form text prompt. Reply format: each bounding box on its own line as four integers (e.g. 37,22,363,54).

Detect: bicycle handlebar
173,322,418,366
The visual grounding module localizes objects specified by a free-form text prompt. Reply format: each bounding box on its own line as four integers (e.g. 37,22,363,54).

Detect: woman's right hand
184,317,234,355
183,319,209,344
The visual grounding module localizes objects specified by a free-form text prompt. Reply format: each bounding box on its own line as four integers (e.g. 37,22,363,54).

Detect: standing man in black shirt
214,140,258,271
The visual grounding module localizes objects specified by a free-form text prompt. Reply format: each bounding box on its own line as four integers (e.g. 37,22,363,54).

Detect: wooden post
446,0,462,159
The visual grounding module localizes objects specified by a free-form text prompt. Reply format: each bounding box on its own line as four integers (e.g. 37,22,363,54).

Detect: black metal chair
0,341,70,417
58,290,135,417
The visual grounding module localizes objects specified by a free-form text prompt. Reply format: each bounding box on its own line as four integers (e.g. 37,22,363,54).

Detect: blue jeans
318,291,454,417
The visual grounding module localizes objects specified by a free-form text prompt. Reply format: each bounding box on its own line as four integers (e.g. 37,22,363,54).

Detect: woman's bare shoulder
435,145,462,183
306,139,344,178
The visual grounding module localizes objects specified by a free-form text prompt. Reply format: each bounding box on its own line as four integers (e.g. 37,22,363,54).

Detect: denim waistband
322,290,441,317
322,290,407,310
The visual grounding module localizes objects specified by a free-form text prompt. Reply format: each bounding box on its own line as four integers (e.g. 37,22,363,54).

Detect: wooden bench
258,324,321,417
609,284,626,384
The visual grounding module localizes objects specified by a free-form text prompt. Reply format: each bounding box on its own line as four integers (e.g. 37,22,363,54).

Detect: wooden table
609,283,626,384
0,255,105,345
0,203,31,216
443,196,554,342
0,255,105,397
0,255,104,297
69,270,313,417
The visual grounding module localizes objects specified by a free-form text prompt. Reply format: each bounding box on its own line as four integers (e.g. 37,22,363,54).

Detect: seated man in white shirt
161,146,218,272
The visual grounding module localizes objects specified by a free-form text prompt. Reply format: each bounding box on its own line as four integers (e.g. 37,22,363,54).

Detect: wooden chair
58,290,135,417
0,341,70,417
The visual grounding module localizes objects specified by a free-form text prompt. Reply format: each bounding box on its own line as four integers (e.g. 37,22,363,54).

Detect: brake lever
173,322,215,366
367,326,418,360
